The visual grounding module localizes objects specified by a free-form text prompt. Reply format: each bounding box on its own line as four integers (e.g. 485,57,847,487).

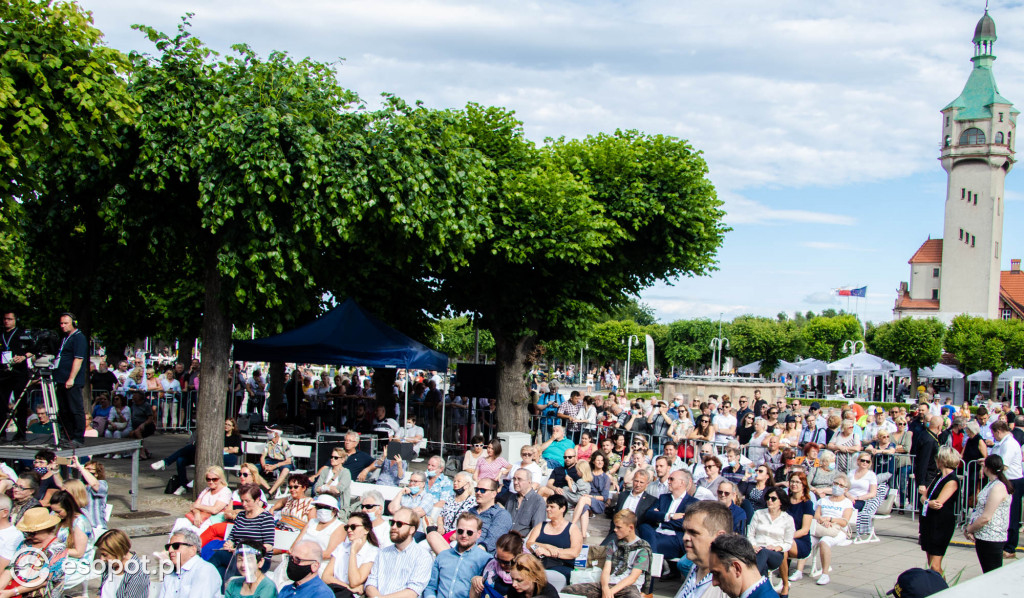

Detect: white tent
793,358,830,376
737,359,799,375
827,352,898,373
966,368,1024,382
895,364,964,379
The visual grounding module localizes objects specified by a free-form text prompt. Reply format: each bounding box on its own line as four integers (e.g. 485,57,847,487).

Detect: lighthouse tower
937,10,1017,318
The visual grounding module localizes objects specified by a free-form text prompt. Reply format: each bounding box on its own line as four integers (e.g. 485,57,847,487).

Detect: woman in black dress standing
919,446,961,576
961,421,988,507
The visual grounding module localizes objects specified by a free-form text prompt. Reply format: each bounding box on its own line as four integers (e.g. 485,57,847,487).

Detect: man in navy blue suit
707,534,779,598
639,470,699,576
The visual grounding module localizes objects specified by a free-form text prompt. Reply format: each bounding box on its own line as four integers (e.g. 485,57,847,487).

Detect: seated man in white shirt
162,528,223,598
399,414,426,457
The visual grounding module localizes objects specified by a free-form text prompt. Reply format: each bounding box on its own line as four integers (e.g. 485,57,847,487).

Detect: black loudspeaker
316,432,348,471
455,364,498,399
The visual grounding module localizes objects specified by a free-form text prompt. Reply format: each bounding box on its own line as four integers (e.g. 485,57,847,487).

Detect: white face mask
316,509,335,523
405,423,414,429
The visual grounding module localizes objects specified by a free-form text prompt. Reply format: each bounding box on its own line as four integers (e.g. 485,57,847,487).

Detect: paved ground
91,432,1020,596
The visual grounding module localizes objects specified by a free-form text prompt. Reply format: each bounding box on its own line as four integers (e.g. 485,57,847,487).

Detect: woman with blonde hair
919,445,961,576
185,465,231,527
94,529,150,598
509,554,558,598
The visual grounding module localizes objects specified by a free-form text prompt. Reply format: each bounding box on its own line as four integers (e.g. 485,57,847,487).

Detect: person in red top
939,417,967,453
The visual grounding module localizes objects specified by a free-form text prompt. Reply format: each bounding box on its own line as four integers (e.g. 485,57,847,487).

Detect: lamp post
709,337,730,376
623,335,639,394
842,339,865,396
579,342,588,386
709,313,729,376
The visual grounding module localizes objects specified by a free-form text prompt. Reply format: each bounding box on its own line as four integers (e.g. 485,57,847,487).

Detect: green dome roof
974,11,996,43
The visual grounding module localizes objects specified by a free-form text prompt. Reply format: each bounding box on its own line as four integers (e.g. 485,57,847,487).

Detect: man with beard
365,508,432,598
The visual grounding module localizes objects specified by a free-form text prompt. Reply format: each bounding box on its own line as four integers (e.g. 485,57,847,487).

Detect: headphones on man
60,312,79,329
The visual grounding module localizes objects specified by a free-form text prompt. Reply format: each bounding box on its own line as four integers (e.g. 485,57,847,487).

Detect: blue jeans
161,443,196,485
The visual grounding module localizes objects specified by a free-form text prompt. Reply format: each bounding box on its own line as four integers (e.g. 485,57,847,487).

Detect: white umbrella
827,352,898,373
967,370,992,382
793,358,829,376
998,368,1024,382
895,364,964,379
737,359,799,376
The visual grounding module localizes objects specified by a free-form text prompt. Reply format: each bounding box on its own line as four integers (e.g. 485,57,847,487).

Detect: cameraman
0,311,33,443
53,313,87,446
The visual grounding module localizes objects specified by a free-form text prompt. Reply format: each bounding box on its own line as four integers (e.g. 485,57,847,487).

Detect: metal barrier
954,457,984,528
871,451,918,519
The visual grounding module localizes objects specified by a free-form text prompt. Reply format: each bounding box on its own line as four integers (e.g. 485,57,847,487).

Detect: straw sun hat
15,508,60,533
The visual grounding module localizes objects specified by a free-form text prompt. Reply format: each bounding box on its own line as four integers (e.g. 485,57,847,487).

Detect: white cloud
643,297,751,321
724,194,857,226
803,292,841,305
801,241,877,251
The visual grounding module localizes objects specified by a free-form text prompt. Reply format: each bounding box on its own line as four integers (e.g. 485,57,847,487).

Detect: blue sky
77,0,1024,325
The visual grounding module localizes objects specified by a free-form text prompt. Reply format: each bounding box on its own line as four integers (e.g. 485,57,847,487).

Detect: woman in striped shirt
210,485,276,579
95,529,150,598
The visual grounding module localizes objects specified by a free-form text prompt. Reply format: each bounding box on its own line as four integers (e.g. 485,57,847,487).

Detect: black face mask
286,560,312,582
454,486,466,496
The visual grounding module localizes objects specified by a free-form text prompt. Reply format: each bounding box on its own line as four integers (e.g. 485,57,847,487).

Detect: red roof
894,286,940,310
909,239,943,264
1000,270,1024,316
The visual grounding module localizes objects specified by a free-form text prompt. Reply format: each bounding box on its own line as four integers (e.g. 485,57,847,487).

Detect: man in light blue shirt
424,513,491,598
424,456,454,509
162,529,222,598
366,508,433,598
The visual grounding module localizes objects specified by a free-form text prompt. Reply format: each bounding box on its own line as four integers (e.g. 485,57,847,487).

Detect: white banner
645,334,655,381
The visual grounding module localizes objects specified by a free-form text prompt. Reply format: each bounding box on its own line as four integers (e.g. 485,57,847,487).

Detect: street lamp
842,339,865,396
623,335,639,394
579,341,588,386
709,313,729,376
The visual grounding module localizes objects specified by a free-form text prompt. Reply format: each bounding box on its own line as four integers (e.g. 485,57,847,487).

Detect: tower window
1000,113,1004,122
1009,132,1012,146
962,188,966,199
960,128,986,145
946,116,950,126
996,132,1005,144
932,268,939,278
945,135,952,147
1002,309,1013,320
996,241,1000,258
974,193,978,205
932,289,939,300
972,235,976,247
960,228,964,240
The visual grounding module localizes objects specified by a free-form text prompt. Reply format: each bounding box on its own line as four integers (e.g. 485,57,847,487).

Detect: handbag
164,475,180,494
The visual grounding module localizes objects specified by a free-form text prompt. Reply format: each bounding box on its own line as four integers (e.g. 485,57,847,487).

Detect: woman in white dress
321,512,380,595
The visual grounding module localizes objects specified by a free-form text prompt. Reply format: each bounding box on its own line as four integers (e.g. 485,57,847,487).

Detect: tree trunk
194,256,229,498
178,336,195,366
268,361,285,424
910,371,919,405
494,331,535,434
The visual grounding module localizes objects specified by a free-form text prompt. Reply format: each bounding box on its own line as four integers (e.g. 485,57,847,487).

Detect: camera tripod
2,358,64,447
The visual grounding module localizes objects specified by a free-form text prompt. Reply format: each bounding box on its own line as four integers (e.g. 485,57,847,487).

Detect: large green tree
868,317,945,402
439,107,728,431
802,314,862,362
116,22,492,486
0,0,139,316
730,316,802,377
664,318,719,373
